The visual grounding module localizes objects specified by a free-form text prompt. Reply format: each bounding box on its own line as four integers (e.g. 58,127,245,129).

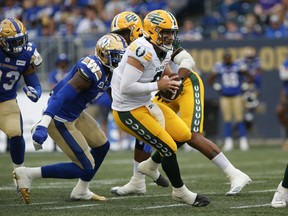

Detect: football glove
23,86,40,102
32,125,48,150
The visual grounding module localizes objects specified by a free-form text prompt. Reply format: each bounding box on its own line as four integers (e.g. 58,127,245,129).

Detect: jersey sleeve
27,42,43,67
77,56,103,84
213,62,222,74
126,41,152,68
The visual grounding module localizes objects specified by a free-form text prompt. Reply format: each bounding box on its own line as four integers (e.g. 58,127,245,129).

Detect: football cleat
110,176,146,196
138,159,169,187
70,188,107,201
226,169,252,196
13,167,32,204
271,181,288,208
172,185,210,207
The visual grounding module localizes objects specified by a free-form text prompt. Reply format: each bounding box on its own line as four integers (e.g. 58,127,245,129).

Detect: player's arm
120,57,180,94
22,49,43,102
31,69,91,149
171,47,195,81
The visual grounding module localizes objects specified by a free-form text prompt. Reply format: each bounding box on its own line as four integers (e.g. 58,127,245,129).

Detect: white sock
147,157,158,169
211,152,233,171
26,167,42,179
172,184,187,194
133,160,145,180
13,163,24,169
74,179,90,191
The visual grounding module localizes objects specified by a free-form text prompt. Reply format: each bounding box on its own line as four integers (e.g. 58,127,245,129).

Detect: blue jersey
237,56,262,89
213,61,245,96
0,42,39,102
49,55,110,121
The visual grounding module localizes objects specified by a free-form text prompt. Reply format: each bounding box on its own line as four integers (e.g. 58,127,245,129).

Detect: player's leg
69,111,110,200
271,164,288,208
0,100,25,169
113,107,210,206
233,96,249,151
14,119,104,204
220,97,234,151
110,139,152,195
178,72,251,195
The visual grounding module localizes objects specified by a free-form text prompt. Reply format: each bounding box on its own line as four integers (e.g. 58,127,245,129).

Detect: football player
0,18,42,174
208,51,252,151
271,55,288,208
111,9,210,206
110,12,252,197
13,33,127,204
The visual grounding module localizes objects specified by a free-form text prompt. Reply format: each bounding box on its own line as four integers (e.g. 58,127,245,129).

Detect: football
159,73,182,102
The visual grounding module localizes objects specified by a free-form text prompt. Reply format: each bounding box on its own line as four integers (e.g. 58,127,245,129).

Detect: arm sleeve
23,73,42,97
120,64,158,95
43,83,78,118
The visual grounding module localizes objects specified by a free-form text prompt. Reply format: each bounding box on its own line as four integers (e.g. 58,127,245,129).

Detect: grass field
0,146,288,216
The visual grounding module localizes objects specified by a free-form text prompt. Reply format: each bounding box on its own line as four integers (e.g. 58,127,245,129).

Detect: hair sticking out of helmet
110,11,143,45
95,33,127,71
143,10,178,52
0,18,28,55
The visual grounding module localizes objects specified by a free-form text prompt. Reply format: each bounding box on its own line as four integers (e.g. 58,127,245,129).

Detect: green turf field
1,146,287,216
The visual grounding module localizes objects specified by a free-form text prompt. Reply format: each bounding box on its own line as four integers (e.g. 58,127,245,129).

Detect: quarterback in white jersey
111,36,172,111
111,9,210,207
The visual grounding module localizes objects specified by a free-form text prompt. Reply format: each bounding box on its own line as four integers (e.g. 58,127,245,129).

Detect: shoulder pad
80,56,103,82
31,49,42,67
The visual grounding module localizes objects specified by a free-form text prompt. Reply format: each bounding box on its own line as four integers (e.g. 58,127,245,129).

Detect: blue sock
90,141,110,173
237,122,247,137
41,162,94,179
224,122,232,137
9,136,25,165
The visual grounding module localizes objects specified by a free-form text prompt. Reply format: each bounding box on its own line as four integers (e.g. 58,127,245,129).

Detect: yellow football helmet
143,10,178,52
110,11,143,44
0,18,28,54
95,33,127,71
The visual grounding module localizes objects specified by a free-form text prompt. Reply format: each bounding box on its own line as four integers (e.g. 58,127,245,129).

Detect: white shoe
271,182,288,208
110,176,146,196
70,188,107,201
239,137,249,151
13,167,32,204
172,185,210,207
226,169,252,195
222,138,233,152
138,159,169,187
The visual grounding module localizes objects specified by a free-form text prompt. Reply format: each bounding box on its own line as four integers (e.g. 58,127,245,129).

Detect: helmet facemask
156,29,178,52
0,18,28,55
95,33,127,72
1,34,28,54
143,10,179,53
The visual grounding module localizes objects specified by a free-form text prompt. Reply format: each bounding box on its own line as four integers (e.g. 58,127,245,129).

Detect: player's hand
23,86,39,102
32,125,48,150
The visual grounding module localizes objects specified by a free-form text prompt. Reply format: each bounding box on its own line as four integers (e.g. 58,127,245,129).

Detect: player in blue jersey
237,47,262,132
13,33,127,204
208,50,253,151
0,18,42,174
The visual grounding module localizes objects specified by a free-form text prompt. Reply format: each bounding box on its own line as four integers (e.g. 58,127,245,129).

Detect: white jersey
111,36,172,111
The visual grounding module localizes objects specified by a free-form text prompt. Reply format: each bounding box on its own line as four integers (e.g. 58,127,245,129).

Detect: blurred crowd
1,0,288,41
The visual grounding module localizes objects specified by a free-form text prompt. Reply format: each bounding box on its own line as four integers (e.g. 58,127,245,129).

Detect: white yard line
43,204,100,210
230,204,271,209
132,203,186,210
